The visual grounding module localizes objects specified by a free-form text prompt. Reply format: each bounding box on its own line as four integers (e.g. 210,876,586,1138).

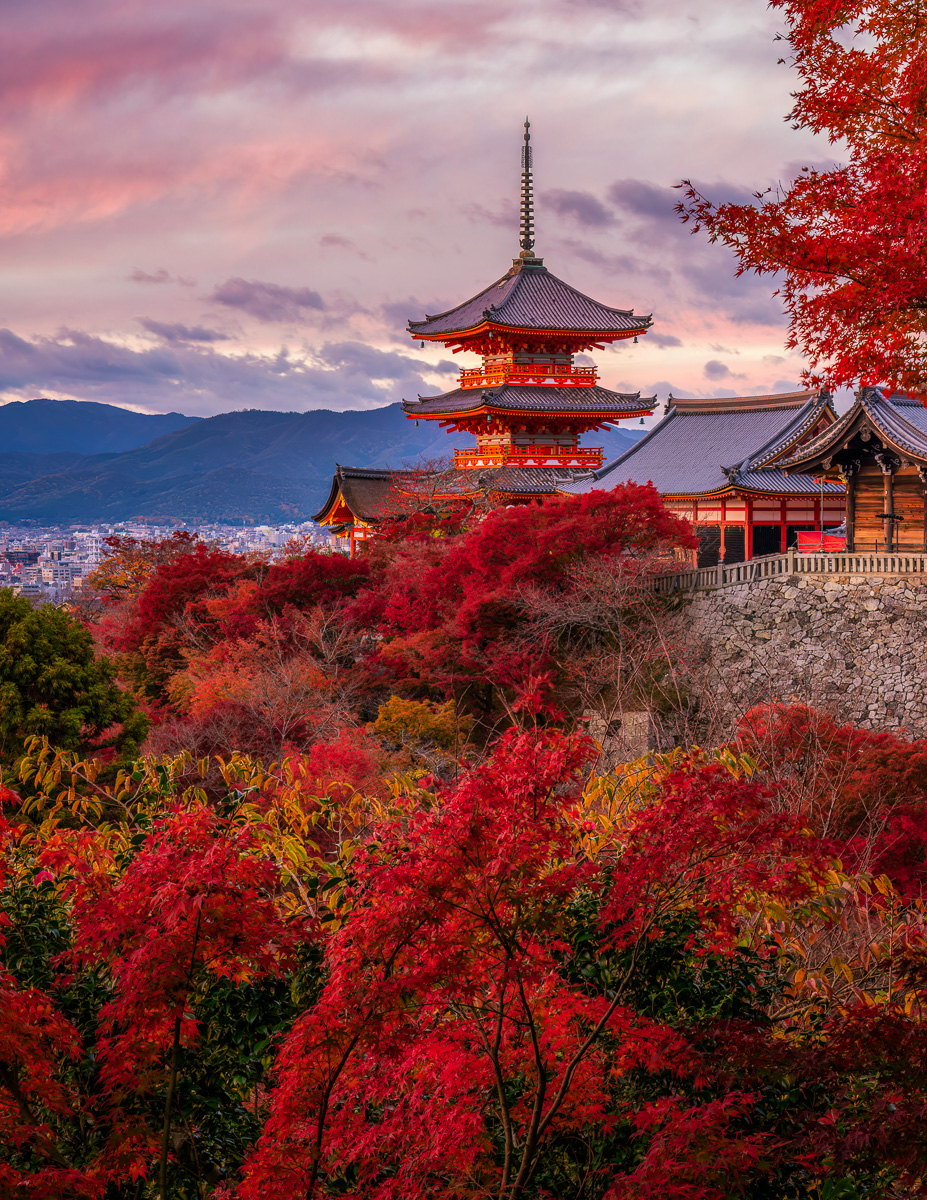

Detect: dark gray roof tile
404,384,653,418
409,260,651,337
559,392,838,497
780,388,927,468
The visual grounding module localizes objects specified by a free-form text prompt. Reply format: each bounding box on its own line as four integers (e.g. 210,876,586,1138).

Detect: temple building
560,390,846,565
778,387,927,552
314,122,655,542
313,466,403,556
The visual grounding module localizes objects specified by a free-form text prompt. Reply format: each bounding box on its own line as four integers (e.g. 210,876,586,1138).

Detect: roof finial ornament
519,117,536,260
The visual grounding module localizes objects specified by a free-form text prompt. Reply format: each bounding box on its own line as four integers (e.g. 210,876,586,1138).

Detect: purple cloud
139,318,230,344
129,268,171,284
129,268,196,286
704,359,731,380
0,327,448,416
542,189,614,228
210,278,326,323
606,179,677,222
461,200,519,229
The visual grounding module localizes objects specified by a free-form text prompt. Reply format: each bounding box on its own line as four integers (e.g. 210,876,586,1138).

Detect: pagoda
401,120,656,496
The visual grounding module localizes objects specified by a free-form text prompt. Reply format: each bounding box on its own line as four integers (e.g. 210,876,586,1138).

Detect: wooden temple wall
851,464,927,553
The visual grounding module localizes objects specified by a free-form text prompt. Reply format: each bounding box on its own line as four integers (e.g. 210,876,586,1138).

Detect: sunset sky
0,0,838,421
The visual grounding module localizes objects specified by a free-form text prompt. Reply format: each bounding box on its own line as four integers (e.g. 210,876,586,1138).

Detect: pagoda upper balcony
454,444,604,470
458,363,598,389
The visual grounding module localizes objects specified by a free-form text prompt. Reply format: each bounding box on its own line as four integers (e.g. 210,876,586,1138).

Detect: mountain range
0,398,199,454
0,398,644,524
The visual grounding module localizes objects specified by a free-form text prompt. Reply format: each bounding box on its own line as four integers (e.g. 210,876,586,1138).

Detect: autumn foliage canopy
1,473,927,1199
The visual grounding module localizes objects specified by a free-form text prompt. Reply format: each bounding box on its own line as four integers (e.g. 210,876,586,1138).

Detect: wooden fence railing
652,551,927,595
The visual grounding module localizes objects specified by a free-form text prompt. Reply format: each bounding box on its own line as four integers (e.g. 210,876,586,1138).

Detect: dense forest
2,482,927,1199
4,0,927,1191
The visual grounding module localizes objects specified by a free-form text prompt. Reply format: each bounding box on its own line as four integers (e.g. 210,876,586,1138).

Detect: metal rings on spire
519,117,535,257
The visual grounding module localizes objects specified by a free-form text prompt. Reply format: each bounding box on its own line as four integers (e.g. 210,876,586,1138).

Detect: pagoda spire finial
518,117,536,259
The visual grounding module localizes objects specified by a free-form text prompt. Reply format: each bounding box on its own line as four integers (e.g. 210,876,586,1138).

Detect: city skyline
0,0,838,421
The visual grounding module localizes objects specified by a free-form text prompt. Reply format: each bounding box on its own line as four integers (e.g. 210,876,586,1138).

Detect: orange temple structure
314,122,656,550
402,120,655,496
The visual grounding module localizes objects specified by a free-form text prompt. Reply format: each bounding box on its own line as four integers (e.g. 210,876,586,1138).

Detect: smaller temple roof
314,462,593,526
780,388,927,471
408,259,652,339
559,389,844,498
313,465,404,525
404,384,654,420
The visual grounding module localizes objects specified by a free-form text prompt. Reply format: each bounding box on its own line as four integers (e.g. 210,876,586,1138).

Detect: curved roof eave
779,388,927,470
407,261,652,337
312,467,347,524
402,384,655,419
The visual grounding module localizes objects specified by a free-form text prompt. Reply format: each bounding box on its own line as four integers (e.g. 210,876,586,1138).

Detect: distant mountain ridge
0,398,199,454
0,399,645,524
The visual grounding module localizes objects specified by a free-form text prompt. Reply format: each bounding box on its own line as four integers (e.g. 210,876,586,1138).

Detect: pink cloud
0,0,822,415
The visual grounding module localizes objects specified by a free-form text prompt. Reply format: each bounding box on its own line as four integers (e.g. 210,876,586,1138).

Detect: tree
1,749,324,1199
350,485,694,725
678,0,927,393
103,543,250,702
736,701,927,896
5,728,927,1198
87,532,202,607
241,730,924,1200
0,589,146,772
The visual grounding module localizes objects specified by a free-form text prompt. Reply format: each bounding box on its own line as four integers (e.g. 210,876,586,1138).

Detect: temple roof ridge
780,386,927,469
669,389,820,415
742,390,833,470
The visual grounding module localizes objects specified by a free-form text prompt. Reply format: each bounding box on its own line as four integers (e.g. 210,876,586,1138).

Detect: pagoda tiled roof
481,466,590,494
408,259,651,338
779,388,927,469
404,384,653,419
558,390,843,498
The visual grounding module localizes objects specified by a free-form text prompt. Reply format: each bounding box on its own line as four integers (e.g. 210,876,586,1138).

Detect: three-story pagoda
315,123,657,552
402,121,656,496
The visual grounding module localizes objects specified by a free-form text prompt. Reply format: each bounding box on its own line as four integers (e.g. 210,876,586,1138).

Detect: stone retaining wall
676,572,927,735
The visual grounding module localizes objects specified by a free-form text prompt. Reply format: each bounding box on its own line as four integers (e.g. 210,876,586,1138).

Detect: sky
0,0,840,423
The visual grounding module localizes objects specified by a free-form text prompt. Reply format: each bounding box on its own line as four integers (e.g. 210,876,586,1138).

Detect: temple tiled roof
780,388,927,469
314,462,585,524
312,466,407,524
404,384,653,419
722,469,845,496
559,390,843,498
480,466,590,494
408,259,651,338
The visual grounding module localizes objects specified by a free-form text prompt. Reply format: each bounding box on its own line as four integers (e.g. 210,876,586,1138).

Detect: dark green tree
0,588,147,772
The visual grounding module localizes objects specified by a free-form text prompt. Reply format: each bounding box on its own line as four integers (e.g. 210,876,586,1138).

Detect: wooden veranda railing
652,550,927,595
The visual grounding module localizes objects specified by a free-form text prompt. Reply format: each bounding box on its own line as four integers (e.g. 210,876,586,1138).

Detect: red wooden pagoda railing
458,364,598,389
454,446,604,468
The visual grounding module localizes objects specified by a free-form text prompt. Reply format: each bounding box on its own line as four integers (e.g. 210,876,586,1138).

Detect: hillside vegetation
2,491,927,1200
0,399,642,523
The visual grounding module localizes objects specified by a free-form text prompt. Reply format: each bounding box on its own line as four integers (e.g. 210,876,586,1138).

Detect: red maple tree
239,730,877,1200
350,485,694,716
678,0,927,393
